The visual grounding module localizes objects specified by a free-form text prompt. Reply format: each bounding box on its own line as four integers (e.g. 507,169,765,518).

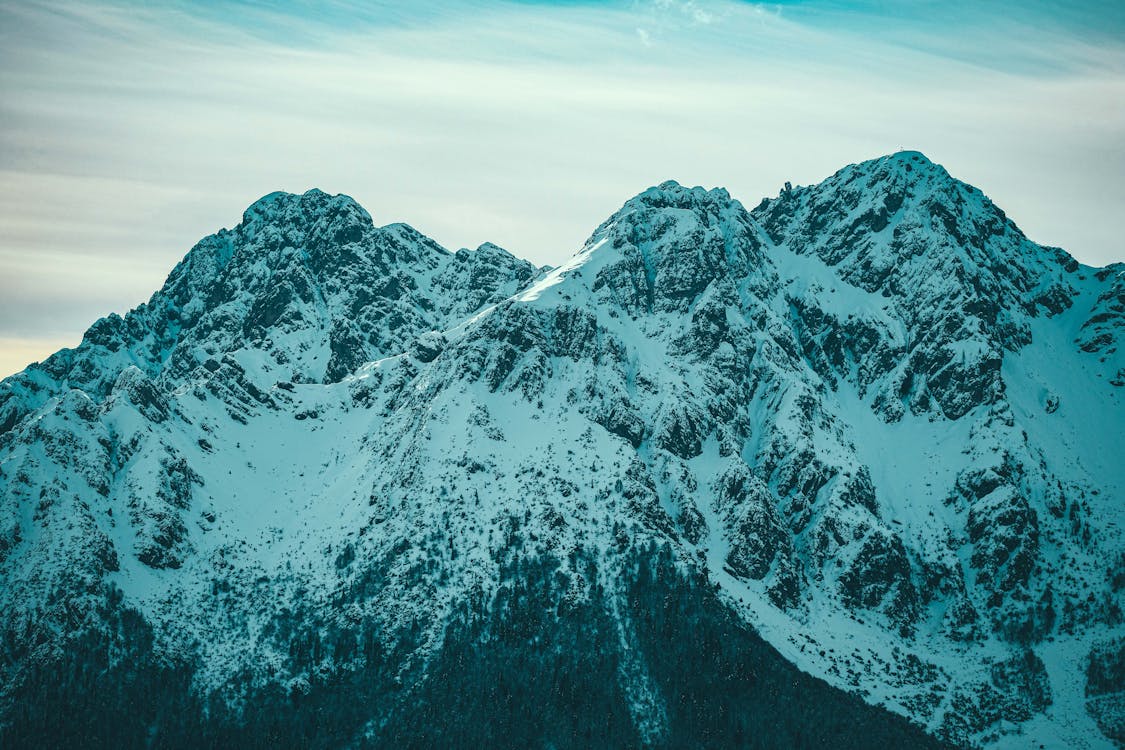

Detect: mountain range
1,151,1122,748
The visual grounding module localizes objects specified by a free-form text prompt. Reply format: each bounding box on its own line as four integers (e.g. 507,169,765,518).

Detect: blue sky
1,0,1123,377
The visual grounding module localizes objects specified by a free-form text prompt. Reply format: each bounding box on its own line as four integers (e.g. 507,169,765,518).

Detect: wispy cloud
2,0,1124,376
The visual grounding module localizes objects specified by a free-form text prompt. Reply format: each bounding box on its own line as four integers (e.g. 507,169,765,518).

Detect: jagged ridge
1,153,1122,749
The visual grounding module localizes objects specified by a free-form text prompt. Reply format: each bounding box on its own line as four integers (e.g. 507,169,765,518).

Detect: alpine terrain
1,152,1122,749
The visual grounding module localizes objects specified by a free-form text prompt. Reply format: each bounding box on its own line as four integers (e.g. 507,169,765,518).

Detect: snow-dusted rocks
756,152,1075,419
0,190,539,434
1,155,1122,748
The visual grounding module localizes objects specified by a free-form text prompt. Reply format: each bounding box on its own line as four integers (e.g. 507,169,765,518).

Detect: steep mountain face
1,154,1122,749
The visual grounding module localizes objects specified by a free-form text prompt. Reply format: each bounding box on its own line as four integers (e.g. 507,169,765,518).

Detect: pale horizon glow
2,0,1124,378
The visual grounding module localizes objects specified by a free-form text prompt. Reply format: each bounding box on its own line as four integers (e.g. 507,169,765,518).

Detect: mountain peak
627,180,736,213
466,241,517,259
832,150,952,190
885,149,933,165
240,188,373,231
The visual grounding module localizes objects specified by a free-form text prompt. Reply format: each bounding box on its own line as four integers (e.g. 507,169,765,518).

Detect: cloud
1,0,1124,377
653,0,714,25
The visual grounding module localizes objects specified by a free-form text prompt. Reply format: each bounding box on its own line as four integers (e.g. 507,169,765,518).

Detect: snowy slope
1,154,1122,749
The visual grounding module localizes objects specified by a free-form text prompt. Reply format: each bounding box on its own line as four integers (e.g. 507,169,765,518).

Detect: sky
1,0,1123,378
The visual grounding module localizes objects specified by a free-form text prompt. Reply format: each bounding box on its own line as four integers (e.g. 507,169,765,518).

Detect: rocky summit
1,152,1122,749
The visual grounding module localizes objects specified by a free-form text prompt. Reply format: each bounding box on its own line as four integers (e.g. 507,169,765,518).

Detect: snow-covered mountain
1,152,1121,749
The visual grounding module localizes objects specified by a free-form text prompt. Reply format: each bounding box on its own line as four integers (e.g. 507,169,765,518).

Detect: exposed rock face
1,154,1122,749
754,152,1077,422
1077,265,1125,387
1087,637,1125,744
